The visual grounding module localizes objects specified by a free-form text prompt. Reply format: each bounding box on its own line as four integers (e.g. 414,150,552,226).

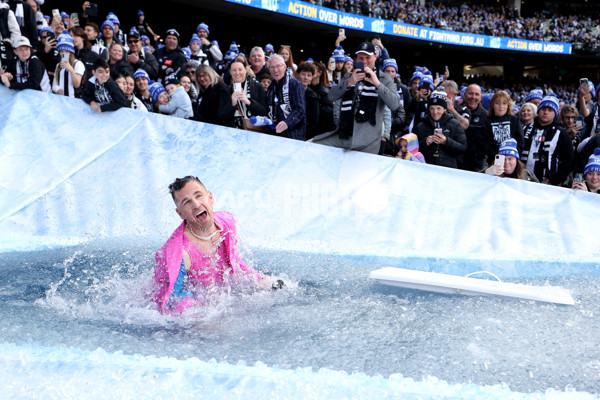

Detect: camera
86,3,98,17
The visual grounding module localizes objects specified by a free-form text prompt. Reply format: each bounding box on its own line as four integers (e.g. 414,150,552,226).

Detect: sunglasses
127,39,140,44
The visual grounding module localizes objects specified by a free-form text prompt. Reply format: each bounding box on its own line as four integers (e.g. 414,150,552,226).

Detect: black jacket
81,76,129,112
309,83,335,135
522,117,574,185
109,58,135,80
193,81,230,126
221,77,268,127
415,113,467,168
154,46,187,82
5,54,46,90
126,50,159,81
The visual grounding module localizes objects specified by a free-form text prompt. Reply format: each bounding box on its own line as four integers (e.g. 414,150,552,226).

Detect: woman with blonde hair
481,90,524,165
52,31,85,97
192,65,229,125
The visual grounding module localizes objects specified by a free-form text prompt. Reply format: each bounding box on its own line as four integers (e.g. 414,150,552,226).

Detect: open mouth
196,211,207,220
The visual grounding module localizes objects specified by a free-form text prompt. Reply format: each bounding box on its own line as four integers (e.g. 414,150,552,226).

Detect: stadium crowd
316,0,600,50
1,0,599,194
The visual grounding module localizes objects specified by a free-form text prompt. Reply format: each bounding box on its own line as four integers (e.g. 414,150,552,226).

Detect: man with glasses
265,54,306,140
126,29,158,81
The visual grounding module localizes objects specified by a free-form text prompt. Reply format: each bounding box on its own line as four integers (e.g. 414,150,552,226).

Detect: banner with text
224,0,572,55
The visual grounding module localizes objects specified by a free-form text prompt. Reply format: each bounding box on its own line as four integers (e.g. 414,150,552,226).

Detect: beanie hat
164,74,180,86
107,14,120,26
264,43,274,53
149,81,167,103
414,65,427,73
181,47,191,60
418,74,434,90
100,20,115,34
138,9,144,17
134,69,150,81
498,138,520,159
141,35,150,43
332,45,345,62
344,55,353,63
39,26,54,36
56,30,75,54
128,28,140,38
306,58,314,63
525,87,543,102
196,22,209,35
165,29,180,41
189,34,201,46
382,58,398,74
410,71,423,84
584,148,600,176
224,50,237,62
229,41,239,53
428,88,448,108
538,94,559,115
60,11,69,20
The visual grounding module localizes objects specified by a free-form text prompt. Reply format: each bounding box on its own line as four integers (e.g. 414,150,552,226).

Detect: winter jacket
415,112,467,168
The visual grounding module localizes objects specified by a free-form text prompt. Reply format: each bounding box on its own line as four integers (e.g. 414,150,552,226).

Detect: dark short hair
257,72,271,81
92,58,109,71
85,22,100,33
296,62,316,75
168,176,205,201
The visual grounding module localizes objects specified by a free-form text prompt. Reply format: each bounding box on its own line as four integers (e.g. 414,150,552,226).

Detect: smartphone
339,28,345,36
445,65,449,71
70,12,79,21
46,30,56,40
354,61,364,73
434,128,443,136
495,154,505,168
61,52,70,63
233,82,242,92
52,9,61,19
580,78,589,87
574,173,584,183
575,115,583,128
86,3,98,17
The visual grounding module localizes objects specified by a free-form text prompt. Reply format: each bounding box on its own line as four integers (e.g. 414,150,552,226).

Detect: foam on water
1,242,599,398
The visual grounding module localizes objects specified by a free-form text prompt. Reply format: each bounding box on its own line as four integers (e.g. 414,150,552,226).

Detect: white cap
13,36,32,48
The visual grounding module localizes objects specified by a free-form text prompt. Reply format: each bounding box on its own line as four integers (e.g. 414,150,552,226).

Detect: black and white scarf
267,71,291,123
337,81,378,140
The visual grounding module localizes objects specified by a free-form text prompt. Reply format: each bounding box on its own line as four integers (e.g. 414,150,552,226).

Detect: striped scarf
337,81,378,140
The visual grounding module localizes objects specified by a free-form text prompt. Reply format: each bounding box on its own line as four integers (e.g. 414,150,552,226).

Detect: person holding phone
414,88,466,168
572,148,600,194
484,139,538,181
222,60,267,130
51,31,84,97
313,42,400,154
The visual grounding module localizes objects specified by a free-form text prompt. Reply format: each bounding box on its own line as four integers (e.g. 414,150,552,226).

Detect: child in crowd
149,81,169,112
0,37,51,92
81,58,129,112
396,133,425,163
258,73,271,93
52,31,85,97
157,74,194,119
133,69,154,112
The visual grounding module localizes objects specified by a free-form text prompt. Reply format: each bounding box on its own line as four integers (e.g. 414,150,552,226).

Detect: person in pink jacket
151,176,282,314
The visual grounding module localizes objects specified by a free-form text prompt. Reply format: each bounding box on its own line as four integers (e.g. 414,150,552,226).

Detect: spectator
122,74,146,111
192,64,229,126
525,88,543,107
296,61,320,140
83,22,108,60
9,0,38,48
415,89,467,168
265,54,306,140
522,95,574,185
484,138,538,182
195,22,222,69
519,102,537,142
106,13,124,45
179,74,195,101
158,74,193,119
188,34,208,67
559,104,583,150
134,9,158,43
396,133,425,163
98,19,117,48
70,26,100,81
154,28,187,82
81,57,129,112
126,28,158,81
133,68,154,112
440,80,470,131
0,2,21,45
572,148,600,194
149,80,169,112
309,61,335,135
481,90,524,163
258,72,271,93
313,42,400,153
278,45,296,72
461,83,488,171
0,36,50,92
107,42,133,80
380,58,407,155
249,46,268,78
406,73,433,131
222,60,267,130
330,45,345,85
52,31,84,97
264,43,274,59
578,84,600,139
37,26,60,79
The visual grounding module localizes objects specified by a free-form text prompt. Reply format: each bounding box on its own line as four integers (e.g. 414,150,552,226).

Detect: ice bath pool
1,88,599,398
1,242,599,399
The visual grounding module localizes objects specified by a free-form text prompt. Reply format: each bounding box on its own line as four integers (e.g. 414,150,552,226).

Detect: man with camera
312,41,401,154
